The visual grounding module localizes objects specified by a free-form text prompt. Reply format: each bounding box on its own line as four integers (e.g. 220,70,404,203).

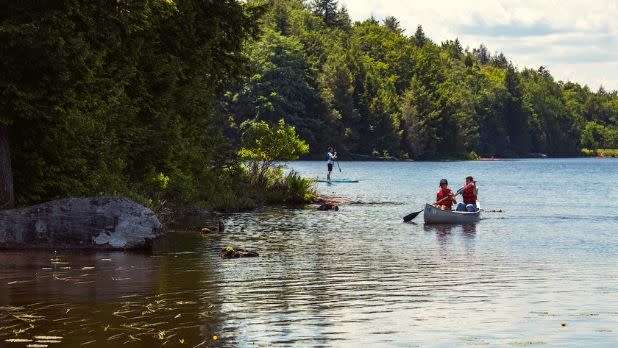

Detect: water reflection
423,223,477,255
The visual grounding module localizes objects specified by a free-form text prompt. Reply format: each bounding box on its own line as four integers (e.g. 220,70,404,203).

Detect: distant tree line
226,0,617,160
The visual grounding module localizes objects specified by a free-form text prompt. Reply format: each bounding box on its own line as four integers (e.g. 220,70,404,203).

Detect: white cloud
339,0,618,91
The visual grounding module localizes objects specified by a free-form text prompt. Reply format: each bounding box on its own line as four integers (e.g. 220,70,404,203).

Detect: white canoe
423,202,481,224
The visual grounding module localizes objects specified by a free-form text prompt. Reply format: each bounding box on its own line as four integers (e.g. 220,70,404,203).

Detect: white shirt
327,151,336,164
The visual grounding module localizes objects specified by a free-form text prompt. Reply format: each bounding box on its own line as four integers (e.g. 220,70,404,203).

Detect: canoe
315,179,359,183
423,201,481,224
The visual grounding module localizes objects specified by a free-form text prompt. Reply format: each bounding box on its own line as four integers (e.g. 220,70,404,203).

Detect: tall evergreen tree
503,65,531,155
311,0,338,27
413,25,427,47
383,16,403,33
473,44,490,65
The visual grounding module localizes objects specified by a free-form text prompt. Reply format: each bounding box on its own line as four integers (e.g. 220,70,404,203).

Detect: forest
1,0,617,214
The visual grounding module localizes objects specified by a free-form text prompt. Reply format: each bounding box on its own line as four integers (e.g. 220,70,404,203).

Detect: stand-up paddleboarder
326,146,337,181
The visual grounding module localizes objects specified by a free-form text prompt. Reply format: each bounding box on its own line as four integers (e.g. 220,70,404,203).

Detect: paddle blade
403,209,423,222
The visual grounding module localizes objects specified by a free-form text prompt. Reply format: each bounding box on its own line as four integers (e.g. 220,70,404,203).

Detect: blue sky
339,0,618,91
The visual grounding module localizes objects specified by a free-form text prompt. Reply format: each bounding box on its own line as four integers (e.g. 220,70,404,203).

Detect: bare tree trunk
0,125,14,209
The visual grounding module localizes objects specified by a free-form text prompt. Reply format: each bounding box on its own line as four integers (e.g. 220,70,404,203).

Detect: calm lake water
1,159,617,347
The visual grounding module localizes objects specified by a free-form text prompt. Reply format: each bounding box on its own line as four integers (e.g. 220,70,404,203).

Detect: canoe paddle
335,150,342,172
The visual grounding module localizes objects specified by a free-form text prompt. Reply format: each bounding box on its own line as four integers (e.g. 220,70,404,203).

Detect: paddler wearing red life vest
435,178,456,210
456,176,478,212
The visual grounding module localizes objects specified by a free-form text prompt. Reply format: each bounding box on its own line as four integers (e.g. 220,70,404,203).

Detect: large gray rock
0,197,164,250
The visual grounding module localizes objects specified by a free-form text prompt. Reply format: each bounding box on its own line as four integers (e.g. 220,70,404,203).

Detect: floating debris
34,336,63,340
219,246,258,259
8,280,34,285
5,338,33,343
107,333,124,341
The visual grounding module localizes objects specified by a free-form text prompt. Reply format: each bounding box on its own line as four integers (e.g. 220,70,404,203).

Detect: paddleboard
315,179,359,183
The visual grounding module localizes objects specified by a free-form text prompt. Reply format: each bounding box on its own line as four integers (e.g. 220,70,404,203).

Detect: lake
1,159,617,347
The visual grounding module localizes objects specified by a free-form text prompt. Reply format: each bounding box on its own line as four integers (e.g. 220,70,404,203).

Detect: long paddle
402,184,469,222
335,150,342,172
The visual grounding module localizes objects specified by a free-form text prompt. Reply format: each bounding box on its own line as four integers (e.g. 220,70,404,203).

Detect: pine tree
311,0,338,27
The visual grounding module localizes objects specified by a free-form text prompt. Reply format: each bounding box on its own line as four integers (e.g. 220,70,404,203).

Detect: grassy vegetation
581,148,618,157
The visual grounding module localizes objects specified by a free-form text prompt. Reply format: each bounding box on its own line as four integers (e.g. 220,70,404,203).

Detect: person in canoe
326,146,337,181
456,176,478,212
435,178,456,210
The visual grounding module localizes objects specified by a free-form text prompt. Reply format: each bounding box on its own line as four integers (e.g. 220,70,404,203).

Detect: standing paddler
326,146,337,181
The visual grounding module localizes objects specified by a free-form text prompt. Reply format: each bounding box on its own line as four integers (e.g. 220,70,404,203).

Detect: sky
338,0,618,92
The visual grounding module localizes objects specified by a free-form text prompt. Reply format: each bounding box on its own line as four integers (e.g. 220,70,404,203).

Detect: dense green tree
521,67,579,155
335,5,352,31
503,65,532,155
580,122,613,149
1,0,264,207
441,39,463,60
473,44,490,65
238,118,309,185
310,0,338,27
317,49,360,152
232,29,326,148
383,16,403,33
413,25,427,47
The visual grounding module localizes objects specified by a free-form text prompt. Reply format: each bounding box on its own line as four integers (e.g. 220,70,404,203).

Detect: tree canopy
2,0,617,211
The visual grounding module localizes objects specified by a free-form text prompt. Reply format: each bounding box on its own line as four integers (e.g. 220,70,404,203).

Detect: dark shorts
327,163,333,171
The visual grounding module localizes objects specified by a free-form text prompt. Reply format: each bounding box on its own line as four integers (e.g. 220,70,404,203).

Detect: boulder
0,196,164,250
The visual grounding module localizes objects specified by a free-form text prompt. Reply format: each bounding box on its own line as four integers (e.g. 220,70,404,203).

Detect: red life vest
436,187,453,208
462,184,477,204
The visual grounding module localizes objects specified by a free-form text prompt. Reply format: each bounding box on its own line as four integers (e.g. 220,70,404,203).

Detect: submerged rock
0,196,164,250
220,246,258,259
317,204,339,211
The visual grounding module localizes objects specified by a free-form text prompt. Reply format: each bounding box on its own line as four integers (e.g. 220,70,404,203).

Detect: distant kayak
315,179,359,183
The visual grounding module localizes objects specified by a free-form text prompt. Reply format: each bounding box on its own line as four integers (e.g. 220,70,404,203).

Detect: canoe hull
423,202,481,224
